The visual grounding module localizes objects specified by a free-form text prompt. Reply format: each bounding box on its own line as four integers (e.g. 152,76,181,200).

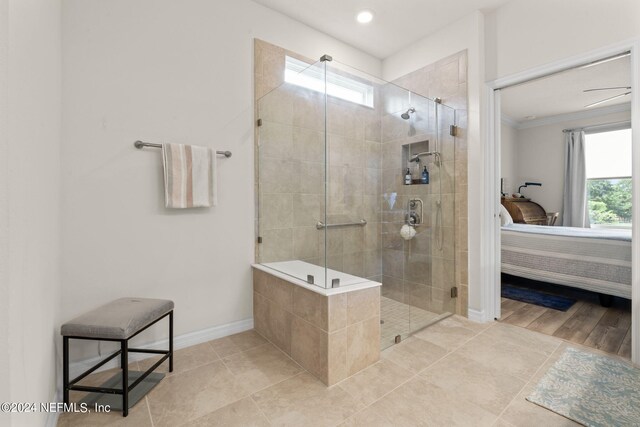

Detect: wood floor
499,277,631,359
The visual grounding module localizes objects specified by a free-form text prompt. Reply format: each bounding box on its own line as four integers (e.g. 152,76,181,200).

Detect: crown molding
500,113,519,128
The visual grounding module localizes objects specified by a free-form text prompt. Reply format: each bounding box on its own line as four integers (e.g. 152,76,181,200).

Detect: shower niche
255,49,459,350
402,140,430,185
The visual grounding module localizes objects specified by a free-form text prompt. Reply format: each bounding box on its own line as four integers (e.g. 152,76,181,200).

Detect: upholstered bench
61,298,174,417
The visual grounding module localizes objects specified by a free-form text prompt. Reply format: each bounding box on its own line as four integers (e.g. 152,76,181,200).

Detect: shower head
401,107,415,120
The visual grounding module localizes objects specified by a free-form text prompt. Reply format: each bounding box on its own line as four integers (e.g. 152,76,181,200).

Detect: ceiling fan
583,86,631,108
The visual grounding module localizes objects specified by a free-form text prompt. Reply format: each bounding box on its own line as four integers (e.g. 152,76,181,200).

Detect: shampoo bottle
404,168,412,185
421,166,429,184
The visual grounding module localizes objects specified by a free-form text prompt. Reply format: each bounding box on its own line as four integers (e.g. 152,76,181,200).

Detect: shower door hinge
257,236,262,244
449,125,458,137
257,118,262,127
450,287,458,298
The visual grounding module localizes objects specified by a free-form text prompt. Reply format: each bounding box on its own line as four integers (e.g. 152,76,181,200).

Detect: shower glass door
256,59,328,287
256,53,459,348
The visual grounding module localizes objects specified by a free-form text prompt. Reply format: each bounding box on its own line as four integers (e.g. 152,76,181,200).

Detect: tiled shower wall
391,52,469,316
254,39,383,280
254,40,469,316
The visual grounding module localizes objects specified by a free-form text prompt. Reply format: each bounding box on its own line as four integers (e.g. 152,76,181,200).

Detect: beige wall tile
382,249,404,279
259,193,293,230
253,271,294,311
381,275,404,303
293,227,320,260
364,141,381,169
292,286,328,330
343,227,365,253
342,251,365,277
260,121,293,160
291,316,328,382
363,249,382,278
253,291,292,355
404,252,431,285
347,287,380,325
328,293,347,332
296,161,324,195
257,87,294,126
364,168,381,196
293,127,324,163
259,157,297,194
364,221,381,249
327,328,348,385
403,281,431,311
292,89,324,130
292,193,322,227
347,316,380,376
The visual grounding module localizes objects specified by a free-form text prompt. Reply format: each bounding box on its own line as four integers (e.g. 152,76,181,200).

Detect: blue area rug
502,284,576,311
528,347,640,427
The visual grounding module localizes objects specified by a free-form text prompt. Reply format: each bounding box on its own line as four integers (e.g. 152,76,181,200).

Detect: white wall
512,110,632,222
61,0,381,359
0,0,62,426
486,0,640,81
0,1,10,424
500,122,517,195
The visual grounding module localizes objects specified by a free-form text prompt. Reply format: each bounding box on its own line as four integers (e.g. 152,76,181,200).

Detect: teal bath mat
527,347,640,426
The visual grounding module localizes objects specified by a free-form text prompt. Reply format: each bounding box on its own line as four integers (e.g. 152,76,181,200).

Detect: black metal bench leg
63,337,70,405
121,340,129,417
169,311,174,373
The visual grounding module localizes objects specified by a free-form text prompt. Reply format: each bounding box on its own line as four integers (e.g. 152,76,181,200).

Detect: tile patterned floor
380,296,447,349
57,317,628,427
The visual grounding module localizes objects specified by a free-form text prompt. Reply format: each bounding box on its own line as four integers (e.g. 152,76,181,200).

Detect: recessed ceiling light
356,10,374,24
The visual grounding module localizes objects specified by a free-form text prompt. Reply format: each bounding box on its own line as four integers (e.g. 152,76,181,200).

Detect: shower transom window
284,55,374,107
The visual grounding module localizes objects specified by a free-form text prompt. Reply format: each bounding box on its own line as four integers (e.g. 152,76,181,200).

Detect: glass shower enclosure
256,55,458,349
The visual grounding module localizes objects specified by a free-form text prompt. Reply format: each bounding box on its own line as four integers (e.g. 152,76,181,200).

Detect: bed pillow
500,204,514,226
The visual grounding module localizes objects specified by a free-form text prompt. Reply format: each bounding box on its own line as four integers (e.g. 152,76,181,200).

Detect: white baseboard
66,317,254,387
45,390,61,427
467,308,487,323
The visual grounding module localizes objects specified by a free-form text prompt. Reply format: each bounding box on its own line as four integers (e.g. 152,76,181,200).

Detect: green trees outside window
587,178,632,225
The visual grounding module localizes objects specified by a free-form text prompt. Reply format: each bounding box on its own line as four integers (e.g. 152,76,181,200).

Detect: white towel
162,143,217,208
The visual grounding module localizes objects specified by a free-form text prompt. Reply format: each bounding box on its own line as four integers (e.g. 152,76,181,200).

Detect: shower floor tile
380,296,444,349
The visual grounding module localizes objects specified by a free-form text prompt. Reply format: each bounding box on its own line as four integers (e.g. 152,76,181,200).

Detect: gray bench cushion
61,298,174,340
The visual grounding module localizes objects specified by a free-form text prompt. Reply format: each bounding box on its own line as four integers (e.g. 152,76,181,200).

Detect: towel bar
134,140,232,158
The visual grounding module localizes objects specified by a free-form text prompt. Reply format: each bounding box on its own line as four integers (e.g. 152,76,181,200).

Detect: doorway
487,45,639,362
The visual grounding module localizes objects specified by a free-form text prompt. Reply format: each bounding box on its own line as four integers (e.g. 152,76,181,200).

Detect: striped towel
162,143,217,208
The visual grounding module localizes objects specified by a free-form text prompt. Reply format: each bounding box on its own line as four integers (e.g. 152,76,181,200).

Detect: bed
501,223,632,299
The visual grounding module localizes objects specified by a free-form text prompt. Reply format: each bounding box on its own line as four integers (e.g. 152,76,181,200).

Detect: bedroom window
284,56,375,108
585,128,632,228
